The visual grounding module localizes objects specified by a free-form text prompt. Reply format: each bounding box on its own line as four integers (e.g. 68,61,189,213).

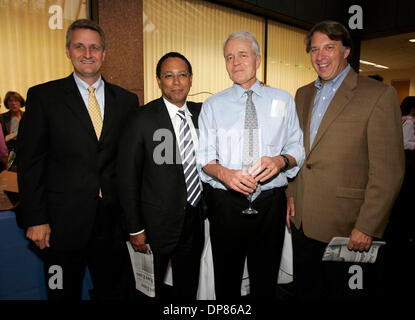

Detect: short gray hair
66,19,106,50
223,30,260,57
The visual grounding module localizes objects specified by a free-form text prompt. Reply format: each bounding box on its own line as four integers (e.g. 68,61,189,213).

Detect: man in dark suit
17,19,139,300
117,52,204,300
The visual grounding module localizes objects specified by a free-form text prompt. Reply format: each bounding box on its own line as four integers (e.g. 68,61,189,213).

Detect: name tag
270,100,285,117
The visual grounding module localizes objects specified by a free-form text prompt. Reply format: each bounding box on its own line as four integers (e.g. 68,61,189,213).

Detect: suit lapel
154,98,182,168
100,80,116,143
309,69,357,155
62,75,97,141
154,97,176,140
303,85,316,156
187,102,201,129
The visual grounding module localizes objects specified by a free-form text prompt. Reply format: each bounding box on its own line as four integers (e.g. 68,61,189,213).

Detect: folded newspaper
126,242,155,297
322,237,385,263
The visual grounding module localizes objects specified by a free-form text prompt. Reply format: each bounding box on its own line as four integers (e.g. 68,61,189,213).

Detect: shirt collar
73,72,104,92
314,64,351,90
162,97,192,120
232,79,263,100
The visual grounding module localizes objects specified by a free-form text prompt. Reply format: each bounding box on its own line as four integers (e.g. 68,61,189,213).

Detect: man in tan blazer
286,20,404,300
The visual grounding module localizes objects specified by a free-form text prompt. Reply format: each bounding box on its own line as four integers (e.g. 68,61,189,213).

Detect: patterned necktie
88,86,103,198
87,86,103,139
243,90,261,200
177,109,202,207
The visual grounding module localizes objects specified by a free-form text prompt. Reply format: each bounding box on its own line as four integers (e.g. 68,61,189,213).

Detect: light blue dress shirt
197,80,305,191
309,64,351,148
73,73,105,118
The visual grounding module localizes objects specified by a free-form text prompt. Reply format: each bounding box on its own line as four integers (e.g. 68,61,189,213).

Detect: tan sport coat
287,69,405,243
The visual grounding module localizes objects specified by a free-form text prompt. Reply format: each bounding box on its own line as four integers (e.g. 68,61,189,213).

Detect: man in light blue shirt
197,30,305,299
309,64,350,148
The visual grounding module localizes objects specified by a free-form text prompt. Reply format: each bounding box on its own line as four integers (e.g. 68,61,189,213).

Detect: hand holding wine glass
241,162,258,215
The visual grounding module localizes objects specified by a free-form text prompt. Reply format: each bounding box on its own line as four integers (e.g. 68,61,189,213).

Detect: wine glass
241,162,258,215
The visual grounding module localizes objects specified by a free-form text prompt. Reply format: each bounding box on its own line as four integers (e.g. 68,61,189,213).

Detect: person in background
197,30,304,300
1,91,25,152
286,20,404,300
1,91,25,170
0,125,8,171
17,19,138,300
0,92,8,169
117,52,205,300
401,96,415,150
368,74,383,82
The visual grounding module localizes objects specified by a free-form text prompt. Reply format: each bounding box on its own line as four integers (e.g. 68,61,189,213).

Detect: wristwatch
280,154,290,171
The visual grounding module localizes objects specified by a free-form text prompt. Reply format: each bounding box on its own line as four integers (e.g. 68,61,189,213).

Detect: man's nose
316,49,326,60
172,75,180,84
83,47,92,57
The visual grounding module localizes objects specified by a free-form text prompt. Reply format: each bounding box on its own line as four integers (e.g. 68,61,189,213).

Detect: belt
226,186,283,202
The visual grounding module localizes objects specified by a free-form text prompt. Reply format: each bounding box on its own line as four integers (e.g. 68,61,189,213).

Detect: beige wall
0,0,89,113
361,67,415,96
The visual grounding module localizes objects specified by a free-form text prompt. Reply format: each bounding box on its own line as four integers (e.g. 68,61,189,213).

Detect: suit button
306,164,311,169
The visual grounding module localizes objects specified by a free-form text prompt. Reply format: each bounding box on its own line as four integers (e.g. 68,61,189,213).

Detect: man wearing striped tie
197,30,305,300
117,52,205,300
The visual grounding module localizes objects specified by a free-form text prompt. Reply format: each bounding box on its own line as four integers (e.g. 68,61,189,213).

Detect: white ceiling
359,32,415,72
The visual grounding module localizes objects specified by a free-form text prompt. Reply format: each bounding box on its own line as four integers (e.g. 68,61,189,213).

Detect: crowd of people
6,18,414,301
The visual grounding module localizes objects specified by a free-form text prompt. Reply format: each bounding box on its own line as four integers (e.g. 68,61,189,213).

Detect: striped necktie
177,109,202,207
243,90,261,200
87,86,103,139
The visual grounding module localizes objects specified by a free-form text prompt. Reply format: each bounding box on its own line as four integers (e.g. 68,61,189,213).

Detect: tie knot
88,86,96,94
245,90,253,98
177,109,186,120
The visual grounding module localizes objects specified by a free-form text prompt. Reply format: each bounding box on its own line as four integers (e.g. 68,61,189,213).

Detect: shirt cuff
130,229,145,236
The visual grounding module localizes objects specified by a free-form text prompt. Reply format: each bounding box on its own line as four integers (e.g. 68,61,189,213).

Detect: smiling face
310,31,350,84
224,39,261,89
66,28,106,85
157,57,192,108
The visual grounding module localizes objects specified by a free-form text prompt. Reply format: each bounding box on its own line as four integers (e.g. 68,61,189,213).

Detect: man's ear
256,54,261,70
343,47,351,60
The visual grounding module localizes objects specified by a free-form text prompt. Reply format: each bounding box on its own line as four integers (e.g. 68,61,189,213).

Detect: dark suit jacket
17,74,139,251
117,97,204,254
287,69,405,243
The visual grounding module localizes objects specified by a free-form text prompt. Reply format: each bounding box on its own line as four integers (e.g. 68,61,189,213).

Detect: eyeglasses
160,71,190,80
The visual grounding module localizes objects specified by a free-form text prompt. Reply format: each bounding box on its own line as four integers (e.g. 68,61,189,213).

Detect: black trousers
152,202,204,300
42,199,134,300
291,225,385,300
207,187,286,300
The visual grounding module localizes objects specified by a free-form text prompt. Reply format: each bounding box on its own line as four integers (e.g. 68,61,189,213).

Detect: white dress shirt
130,97,201,236
73,72,105,118
402,116,415,150
197,80,305,191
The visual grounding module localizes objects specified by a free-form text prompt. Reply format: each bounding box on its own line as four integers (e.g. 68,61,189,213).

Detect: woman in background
1,91,25,171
